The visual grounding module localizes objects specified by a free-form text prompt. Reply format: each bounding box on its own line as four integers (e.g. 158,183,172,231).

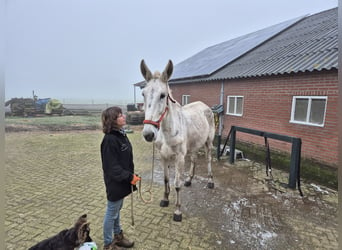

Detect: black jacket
101,129,135,201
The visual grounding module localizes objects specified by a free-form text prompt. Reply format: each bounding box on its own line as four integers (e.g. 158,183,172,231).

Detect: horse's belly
186,138,206,153
186,122,210,147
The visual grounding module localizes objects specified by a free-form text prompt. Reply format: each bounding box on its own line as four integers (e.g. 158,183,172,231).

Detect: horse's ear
161,60,173,83
140,59,153,82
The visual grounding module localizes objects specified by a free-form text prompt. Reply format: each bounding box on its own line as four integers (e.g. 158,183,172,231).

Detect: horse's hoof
207,182,214,189
173,213,182,222
184,181,191,187
160,200,169,207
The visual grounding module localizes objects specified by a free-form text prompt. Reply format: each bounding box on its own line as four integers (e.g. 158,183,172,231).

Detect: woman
100,106,141,250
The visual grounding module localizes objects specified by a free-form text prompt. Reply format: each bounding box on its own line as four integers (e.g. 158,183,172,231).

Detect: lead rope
130,185,135,226
130,142,155,226
139,142,155,203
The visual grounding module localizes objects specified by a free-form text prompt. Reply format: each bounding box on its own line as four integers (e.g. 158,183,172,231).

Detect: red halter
143,94,175,129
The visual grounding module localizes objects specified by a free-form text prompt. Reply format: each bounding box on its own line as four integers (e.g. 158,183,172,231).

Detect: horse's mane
166,85,180,106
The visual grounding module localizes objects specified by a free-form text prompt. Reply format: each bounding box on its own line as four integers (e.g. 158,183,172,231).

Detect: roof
169,7,338,84
171,16,306,80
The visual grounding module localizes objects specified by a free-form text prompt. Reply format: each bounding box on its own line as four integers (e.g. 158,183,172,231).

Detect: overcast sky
5,0,338,104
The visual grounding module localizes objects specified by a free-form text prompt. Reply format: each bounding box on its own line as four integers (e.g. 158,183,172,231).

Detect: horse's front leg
160,160,170,207
173,155,185,222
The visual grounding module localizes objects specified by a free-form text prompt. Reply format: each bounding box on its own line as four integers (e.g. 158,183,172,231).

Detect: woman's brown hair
101,106,122,133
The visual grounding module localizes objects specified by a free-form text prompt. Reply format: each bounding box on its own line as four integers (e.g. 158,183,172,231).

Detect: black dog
29,214,92,250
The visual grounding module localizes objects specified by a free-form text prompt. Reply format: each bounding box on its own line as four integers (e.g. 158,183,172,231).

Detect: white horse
140,59,215,221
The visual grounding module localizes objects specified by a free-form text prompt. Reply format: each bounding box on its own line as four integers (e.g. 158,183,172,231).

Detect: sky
5,0,338,104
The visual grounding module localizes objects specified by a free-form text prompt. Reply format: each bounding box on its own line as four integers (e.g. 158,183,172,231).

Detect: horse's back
182,101,215,142
183,101,211,115
183,101,214,124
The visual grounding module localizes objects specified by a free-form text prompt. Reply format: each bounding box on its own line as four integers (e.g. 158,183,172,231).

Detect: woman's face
116,113,126,128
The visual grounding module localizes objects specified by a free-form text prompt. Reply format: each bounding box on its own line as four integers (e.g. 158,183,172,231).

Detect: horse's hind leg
160,162,170,207
184,153,197,187
205,141,214,189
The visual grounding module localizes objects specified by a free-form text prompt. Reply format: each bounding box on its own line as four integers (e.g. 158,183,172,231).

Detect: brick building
166,8,338,168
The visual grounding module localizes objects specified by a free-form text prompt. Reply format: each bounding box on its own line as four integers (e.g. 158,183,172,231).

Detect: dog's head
29,214,93,250
64,214,92,247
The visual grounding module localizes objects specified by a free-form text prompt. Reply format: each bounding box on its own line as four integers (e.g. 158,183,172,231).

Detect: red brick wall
170,70,338,167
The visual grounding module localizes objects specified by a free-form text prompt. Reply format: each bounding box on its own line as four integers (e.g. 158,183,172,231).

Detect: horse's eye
142,92,145,97
160,94,166,99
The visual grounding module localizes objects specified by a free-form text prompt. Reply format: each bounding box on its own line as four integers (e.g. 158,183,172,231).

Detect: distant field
5,114,143,133
63,103,127,112
5,103,128,116
62,104,127,115
5,115,102,132
5,115,101,126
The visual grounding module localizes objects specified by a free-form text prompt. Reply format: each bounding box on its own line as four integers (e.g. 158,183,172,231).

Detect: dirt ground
5,123,338,249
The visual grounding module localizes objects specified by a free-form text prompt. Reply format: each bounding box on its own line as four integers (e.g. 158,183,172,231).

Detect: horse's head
140,59,173,142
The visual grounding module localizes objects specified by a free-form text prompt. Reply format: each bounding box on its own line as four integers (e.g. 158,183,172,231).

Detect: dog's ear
77,222,91,244
75,214,87,227
79,214,87,221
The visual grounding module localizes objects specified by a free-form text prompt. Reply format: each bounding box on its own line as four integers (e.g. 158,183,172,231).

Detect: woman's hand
131,174,141,185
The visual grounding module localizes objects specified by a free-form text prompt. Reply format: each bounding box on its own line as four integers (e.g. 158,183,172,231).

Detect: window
290,96,327,126
226,96,243,116
182,95,190,105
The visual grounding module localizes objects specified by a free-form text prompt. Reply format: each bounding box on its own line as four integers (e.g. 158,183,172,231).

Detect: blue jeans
103,199,123,246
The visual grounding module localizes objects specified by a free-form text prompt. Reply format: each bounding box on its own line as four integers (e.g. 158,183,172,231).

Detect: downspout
217,81,224,160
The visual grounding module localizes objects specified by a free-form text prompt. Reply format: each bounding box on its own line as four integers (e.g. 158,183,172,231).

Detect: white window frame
226,95,244,116
182,95,190,106
290,96,327,127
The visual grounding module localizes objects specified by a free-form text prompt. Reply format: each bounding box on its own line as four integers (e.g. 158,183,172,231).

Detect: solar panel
171,15,305,80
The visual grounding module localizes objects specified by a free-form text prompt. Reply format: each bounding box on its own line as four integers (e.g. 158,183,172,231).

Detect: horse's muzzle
143,131,155,142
